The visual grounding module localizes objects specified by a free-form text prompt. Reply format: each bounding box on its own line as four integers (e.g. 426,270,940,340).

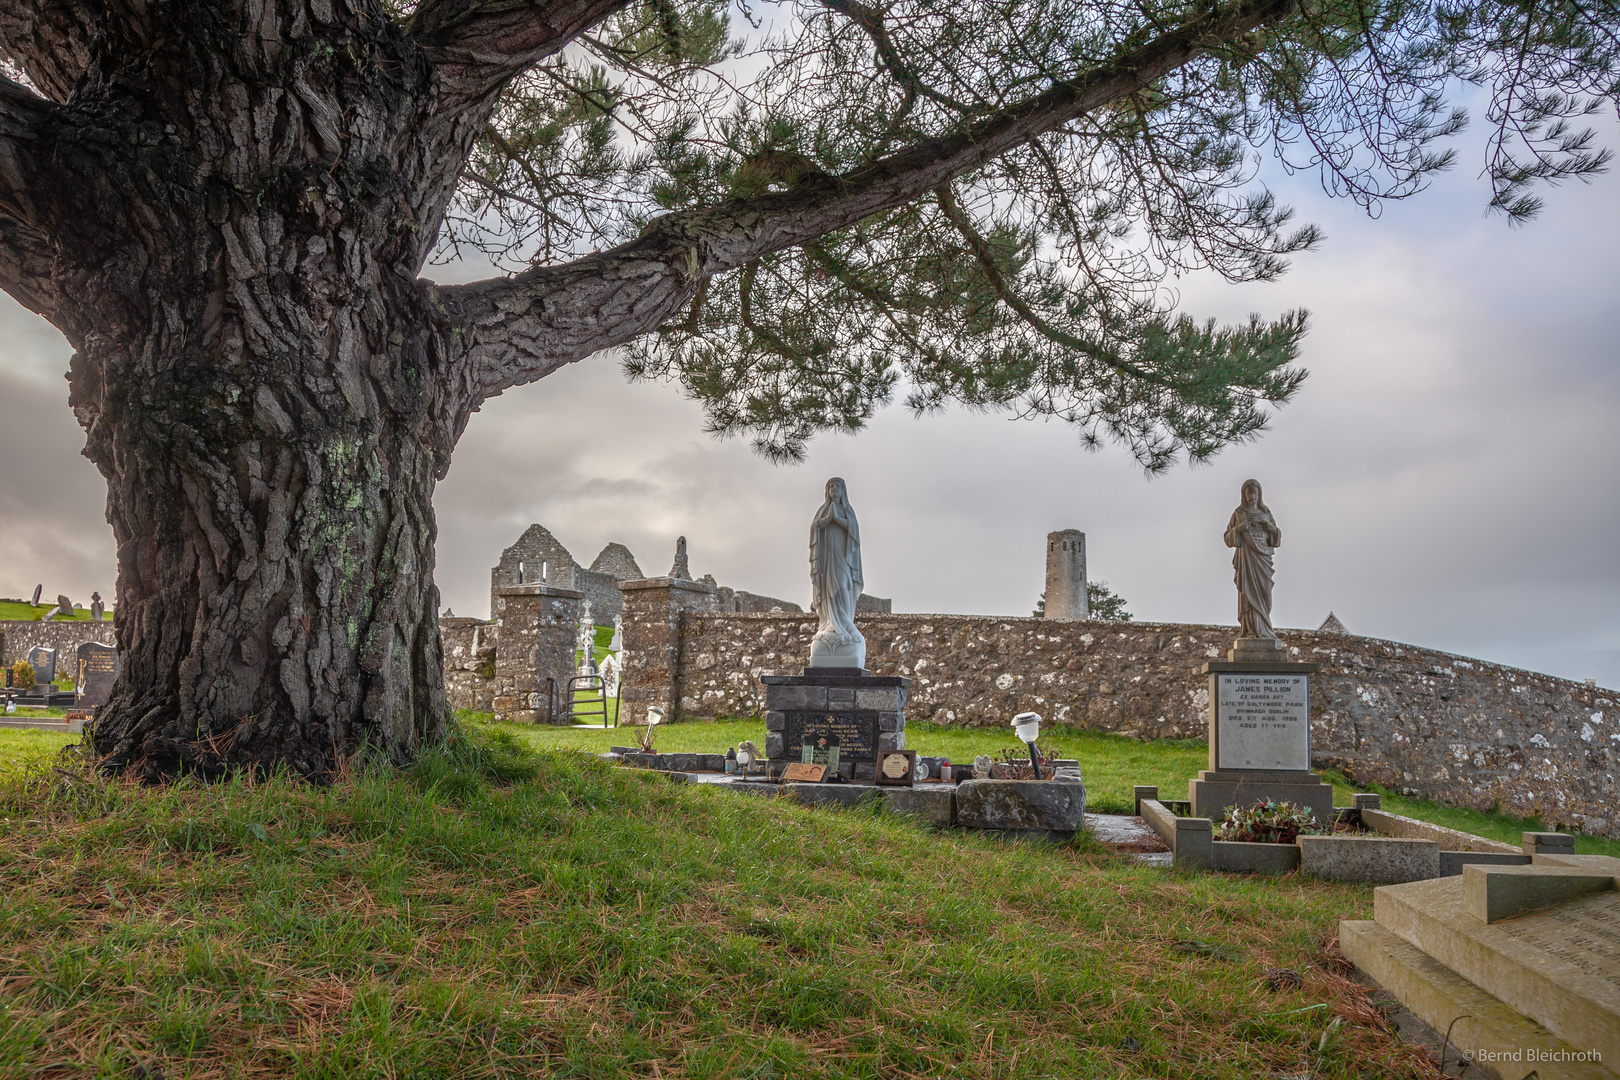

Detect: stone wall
665,613,1618,837
489,585,582,723
442,618,498,712
0,620,116,668
618,576,717,726
573,567,623,623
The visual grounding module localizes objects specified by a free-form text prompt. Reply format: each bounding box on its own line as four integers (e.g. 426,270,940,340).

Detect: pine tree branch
932,182,1163,385
439,0,1300,401
408,0,633,118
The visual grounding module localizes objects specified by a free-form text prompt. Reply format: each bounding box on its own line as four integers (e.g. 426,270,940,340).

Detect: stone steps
1341,920,1612,1080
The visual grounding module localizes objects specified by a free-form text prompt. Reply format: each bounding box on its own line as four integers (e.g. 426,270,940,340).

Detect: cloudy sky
2,111,1616,688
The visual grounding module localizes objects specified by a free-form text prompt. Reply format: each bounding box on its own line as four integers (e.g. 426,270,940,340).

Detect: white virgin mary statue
808,477,866,669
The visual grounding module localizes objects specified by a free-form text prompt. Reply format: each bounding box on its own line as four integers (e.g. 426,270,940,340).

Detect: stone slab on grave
75,642,118,709
1190,660,1333,822
1344,855,1620,1079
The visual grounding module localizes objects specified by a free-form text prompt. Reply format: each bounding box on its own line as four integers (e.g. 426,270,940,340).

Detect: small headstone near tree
75,643,118,709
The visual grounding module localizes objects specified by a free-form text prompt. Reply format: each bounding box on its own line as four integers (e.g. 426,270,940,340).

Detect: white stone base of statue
809,628,866,670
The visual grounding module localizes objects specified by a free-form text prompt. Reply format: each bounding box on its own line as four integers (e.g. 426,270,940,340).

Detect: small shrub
9,660,34,690
1220,800,1324,844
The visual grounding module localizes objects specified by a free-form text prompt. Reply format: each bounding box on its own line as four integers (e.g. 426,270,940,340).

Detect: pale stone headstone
90,591,104,621
29,584,40,607
75,642,117,708
1213,673,1310,770
608,615,622,653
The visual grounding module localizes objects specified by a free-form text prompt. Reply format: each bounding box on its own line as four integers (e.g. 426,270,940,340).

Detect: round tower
1044,530,1088,620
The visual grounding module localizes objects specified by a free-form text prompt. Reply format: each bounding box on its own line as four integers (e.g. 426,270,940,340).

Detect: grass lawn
0,728,74,777
496,714,1620,857
0,600,109,621
0,726,1438,1079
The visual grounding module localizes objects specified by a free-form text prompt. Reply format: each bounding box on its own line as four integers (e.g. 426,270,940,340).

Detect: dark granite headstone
786,712,877,763
76,642,117,708
26,646,55,687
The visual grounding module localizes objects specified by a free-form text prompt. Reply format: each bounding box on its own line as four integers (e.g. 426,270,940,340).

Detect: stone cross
90,591,104,621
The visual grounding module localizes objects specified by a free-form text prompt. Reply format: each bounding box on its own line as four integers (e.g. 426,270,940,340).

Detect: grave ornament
808,476,865,669
1223,479,1286,660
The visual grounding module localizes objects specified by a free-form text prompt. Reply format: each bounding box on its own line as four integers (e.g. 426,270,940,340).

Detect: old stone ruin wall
0,620,117,668
667,613,1617,837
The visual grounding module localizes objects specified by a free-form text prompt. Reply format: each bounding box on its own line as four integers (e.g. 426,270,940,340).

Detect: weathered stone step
1341,919,1614,1080
1371,860,1620,1074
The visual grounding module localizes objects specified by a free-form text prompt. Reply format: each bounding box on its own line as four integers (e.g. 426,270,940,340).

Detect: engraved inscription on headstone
76,642,118,708
26,646,56,688
784,711,877,762
1216,673,1309,770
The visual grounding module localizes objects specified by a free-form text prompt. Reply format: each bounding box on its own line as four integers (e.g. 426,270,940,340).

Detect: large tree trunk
45,6,465,780
76,268,456,781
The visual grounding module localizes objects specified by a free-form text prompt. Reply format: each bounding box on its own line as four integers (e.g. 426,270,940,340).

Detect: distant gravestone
45,594,73,621
29,584,41,606
75,642,117,708
26,646,56,687
90,591,105,621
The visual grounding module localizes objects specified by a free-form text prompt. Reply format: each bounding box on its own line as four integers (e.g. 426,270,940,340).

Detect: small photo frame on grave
874,749,917,787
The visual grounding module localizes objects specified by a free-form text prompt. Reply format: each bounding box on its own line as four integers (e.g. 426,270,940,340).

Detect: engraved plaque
1216,673,1310,771
784,711,877,762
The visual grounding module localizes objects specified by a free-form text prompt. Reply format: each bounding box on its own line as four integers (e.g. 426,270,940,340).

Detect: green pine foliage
440,0,1619,468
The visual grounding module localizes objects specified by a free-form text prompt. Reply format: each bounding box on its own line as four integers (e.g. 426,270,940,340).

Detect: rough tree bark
0,0,1293,780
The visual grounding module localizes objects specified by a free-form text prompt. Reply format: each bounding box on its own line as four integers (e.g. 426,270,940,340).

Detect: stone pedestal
1190,659,1332,822
762,669,909,781
491,584,582,724
617,576,717,725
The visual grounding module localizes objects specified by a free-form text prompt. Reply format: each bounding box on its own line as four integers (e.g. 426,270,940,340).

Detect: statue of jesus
1224,478,1283,646
809,477,866,669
